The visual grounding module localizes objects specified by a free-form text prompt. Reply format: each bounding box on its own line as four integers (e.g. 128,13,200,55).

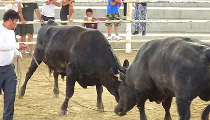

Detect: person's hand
84,17,88,21
17,55,22,61
19,43,26,50
40,19,45,24
91,19,96,22
21,19,26,24
46,1,51,5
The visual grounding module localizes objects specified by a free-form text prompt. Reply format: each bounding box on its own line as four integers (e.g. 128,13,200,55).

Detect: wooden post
7,3,13,9
2,0,14,10
125,1,132,53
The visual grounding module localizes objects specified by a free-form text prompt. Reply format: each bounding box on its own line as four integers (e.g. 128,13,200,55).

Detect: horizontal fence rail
0,19,207,24
1,0,210,3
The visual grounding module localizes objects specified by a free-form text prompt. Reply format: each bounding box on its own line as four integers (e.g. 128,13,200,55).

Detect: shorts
105,13,121,26
14,24,20,35
19,24,34,36
60,10,69,21
41,15,55,21
60,4,74,21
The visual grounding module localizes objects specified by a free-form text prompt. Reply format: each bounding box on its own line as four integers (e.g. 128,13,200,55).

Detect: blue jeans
0,64,17,120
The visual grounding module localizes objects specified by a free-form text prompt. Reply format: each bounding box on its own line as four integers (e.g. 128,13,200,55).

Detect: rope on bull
16,58,22,94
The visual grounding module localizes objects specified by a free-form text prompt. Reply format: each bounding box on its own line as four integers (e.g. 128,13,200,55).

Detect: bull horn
118,78,123,82
114,74,122,82
114,74,119,77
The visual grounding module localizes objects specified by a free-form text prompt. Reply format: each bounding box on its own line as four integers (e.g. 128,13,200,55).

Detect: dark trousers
41,15,55,26
123,3,127,16
41,15,55,21
0,64,17,120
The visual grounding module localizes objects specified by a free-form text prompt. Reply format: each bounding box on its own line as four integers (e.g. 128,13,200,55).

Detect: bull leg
202,104,210,120
18,59,42,99
176,98,191,120
60,64,78,115
136,91,148,120
162,97,172,120
53,71,59,98
96,84,104,112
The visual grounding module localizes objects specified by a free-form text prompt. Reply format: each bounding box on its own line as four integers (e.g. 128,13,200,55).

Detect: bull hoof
54,94,59,98
17,95,23,99
97,108,105,112
164,116,172,120
17,87,26,99
60,109,68,115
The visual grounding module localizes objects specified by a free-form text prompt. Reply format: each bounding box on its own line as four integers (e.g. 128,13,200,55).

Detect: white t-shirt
0,24,20,66
4,0,19,12
41,0,60,17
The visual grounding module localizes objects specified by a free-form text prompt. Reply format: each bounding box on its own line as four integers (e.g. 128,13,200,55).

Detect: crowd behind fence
0,0,209,52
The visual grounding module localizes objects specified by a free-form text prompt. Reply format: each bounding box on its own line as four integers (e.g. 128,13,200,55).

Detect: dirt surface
0,50,210,120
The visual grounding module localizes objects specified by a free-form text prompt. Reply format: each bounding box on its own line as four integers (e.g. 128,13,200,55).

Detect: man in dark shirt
18,3,44,54
60,0,74,25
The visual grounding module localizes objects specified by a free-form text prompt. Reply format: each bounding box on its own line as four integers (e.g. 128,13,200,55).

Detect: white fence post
125,2,132,53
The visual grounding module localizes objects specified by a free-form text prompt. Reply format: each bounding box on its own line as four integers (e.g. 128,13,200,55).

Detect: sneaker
142,30,146,36
107,36,112,40
132,31,139,35
113,36,122,40
68,18,73,22
122,16,126,20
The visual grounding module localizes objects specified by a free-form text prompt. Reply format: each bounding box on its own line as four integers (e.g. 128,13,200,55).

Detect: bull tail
48,67,52,76
202,104,210,120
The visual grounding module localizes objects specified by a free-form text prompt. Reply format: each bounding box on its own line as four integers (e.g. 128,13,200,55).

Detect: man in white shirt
0,9,26,120
41,0,60,24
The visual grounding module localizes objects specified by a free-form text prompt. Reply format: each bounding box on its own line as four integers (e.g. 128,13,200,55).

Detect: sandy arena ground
0,50,210,120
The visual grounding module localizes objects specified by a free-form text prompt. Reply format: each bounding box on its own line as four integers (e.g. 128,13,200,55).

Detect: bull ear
123,59,129,68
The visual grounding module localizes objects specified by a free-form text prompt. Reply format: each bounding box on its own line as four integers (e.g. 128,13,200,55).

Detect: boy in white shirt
41,0,60,24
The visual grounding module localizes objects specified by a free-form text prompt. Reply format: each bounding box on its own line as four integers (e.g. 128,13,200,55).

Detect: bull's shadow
18,20,129,114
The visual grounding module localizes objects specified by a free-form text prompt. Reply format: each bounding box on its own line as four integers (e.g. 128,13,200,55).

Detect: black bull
115,37,210,120
18,20,128,114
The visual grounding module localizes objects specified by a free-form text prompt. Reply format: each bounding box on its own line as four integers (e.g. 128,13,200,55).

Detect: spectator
123,0,127,20
41,0,61,24
132,2,147,35
60,0,74,25
4,0,20,42
4,0,18,11
82,8,106,29
105,0,122,40
18,3,44,54
0,9,26,120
